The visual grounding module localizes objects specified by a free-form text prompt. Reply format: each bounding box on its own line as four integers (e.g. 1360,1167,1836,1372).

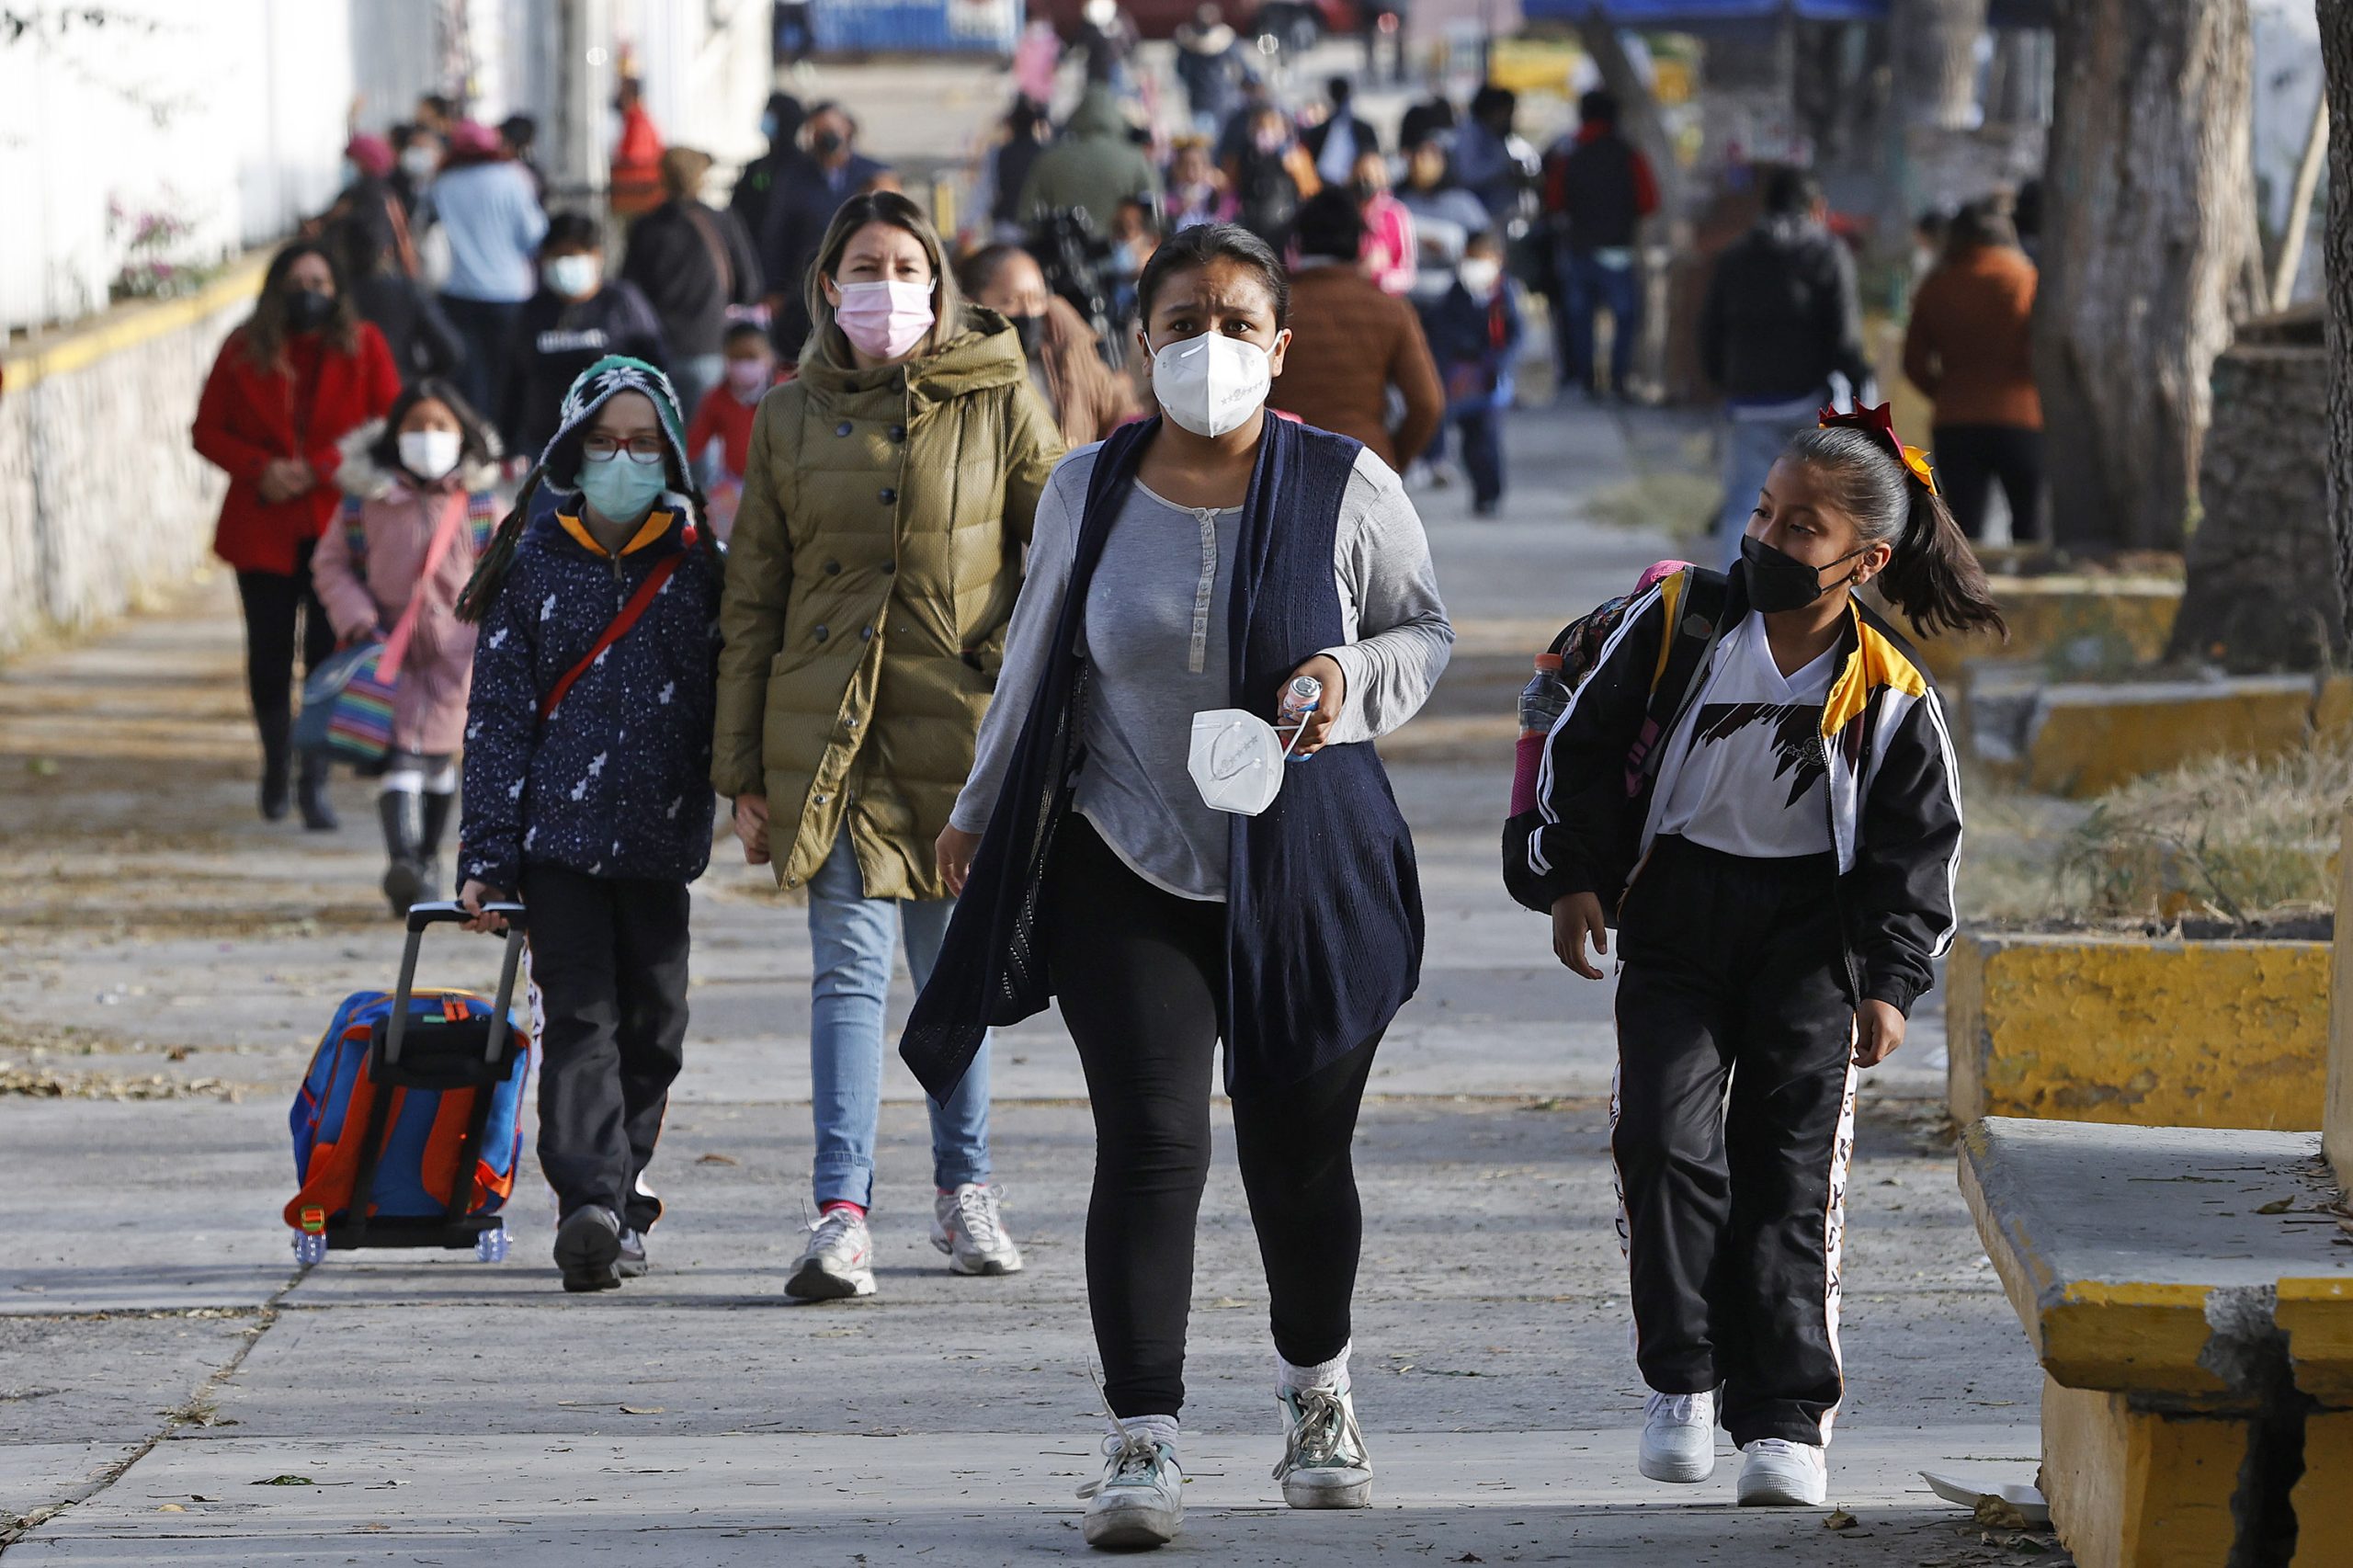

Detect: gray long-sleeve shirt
951,441,1453,901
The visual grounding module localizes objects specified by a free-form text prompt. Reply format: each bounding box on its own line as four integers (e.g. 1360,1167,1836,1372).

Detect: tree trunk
2323,2,2353,649
1891,0,1988,131
2032,0,2255,551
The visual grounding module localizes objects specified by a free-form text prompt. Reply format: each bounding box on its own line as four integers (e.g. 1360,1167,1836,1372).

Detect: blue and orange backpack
285,904,532,1264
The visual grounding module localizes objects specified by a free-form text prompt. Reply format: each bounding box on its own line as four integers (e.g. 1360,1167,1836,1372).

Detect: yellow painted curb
2022,674,2352,798
2327,812,2353,1192
1,256,267,392
2040,1379,2248,1568
1909,574,2180,685
1948,932,2330,1131
2290,1410,2353,1568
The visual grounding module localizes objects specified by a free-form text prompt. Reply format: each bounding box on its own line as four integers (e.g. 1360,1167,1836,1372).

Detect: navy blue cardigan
899,415,1425,1098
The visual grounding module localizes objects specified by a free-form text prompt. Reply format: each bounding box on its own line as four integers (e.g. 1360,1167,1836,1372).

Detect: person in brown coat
955,242,1142,447
1270,190,1444,471
1901,197,2043,542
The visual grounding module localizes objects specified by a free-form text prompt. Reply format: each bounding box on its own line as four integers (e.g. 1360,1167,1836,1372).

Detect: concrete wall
0,2,351,336
0,264,264,657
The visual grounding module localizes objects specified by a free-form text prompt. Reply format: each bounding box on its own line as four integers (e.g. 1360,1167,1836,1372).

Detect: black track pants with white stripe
1610,835,1859,1448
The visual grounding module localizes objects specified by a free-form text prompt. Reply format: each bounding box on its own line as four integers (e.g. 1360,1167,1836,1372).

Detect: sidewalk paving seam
0,1265,302,1557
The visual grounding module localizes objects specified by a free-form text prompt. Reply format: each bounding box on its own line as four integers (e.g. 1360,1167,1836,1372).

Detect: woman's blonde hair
801,190,965,370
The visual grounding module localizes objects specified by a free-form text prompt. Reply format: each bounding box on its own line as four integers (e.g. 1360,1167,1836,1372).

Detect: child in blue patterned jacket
452,355,723,1293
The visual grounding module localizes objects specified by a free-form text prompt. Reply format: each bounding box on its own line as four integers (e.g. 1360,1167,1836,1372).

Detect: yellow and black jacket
1503,566,1963,1017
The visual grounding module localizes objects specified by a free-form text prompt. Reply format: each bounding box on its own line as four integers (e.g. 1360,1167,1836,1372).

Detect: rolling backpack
285,903,532,1264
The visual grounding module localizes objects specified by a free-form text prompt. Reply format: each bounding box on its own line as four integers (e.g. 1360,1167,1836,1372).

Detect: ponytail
1877,474,2006,640
1781,422,2007,642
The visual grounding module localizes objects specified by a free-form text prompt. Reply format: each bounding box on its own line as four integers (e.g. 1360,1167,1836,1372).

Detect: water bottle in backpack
1510,653,1572,815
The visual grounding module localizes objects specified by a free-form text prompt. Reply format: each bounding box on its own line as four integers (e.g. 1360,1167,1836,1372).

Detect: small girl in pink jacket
312,379,502,915
1352,151,1419,298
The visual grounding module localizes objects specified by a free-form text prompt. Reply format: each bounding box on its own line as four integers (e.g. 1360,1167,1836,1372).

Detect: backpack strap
1627,568,1731,794
539,552,684,722
465,491,499,557
340,494,369,572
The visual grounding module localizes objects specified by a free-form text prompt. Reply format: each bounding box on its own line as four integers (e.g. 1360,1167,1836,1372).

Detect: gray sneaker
931,1183,1024,1276
1273,1385,1373,1508
617,1228,648,1278
1079,1423,1184,1549
785,1208,876,1301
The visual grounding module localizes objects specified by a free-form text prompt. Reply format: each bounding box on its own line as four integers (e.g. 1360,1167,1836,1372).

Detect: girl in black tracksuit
1505,407,2002,1506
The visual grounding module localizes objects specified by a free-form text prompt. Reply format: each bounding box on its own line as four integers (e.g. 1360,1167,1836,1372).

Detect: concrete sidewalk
1,403,2029,1564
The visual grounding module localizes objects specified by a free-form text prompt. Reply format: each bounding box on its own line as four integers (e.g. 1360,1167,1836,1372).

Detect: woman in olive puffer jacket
712,190,1063,1302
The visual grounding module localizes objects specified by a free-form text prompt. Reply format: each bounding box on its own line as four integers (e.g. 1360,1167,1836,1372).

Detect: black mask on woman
1010,312,1047,360
284,288,335,334
810,129,845,157
1351,178,1381,202
1741,533,1866,614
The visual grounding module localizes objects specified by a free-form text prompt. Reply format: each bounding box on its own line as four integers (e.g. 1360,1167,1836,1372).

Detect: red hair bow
1818,402,1938,494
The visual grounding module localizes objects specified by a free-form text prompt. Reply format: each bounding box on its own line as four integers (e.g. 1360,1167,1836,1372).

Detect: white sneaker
1737,1437,1828,1506
785,1207,876,1301
1078,1422,1184,1549
1274,1385,1373,1508
1638,1389,1716,1483
931,1183,1024,1276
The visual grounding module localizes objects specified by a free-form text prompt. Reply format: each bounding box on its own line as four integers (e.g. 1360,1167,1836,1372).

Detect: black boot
298,753,338,833
420,790,457,899
378,790,426,916
258,717,292,823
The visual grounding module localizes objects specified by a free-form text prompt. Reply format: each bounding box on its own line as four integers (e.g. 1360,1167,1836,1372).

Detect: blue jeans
438,295,525,445
1560,248,1642,395
1717,410,1820,568
807,834,990,1208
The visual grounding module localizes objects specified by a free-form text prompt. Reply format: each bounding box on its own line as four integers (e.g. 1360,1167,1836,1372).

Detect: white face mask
397,428,462,481
545,254,602,298
1188,709,1308,816
1458,258,1503,297
1151,333,1274,438
400,145,438,181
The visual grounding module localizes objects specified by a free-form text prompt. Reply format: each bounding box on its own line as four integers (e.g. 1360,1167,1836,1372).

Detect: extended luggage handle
382,901,530,1070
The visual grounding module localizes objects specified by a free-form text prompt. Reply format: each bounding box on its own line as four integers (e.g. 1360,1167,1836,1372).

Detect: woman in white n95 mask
915,222,1454,1551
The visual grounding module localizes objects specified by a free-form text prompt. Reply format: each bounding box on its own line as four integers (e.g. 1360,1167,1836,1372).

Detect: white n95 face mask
1188,709,1305,816
1152,333,1273,438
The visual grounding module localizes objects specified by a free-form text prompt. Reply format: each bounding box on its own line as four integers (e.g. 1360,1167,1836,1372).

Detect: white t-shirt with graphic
1654,613,1839,859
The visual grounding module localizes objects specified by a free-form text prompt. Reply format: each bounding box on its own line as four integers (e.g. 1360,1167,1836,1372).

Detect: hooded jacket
1503,568,1962,1017
312,421,503,756
457,356,724,893
711,309,1064,902
1014,86,1162,233
1698,214,1871,404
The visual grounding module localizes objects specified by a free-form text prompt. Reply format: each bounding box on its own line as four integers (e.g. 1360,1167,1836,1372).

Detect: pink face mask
832,279,936,360
726,358,771,399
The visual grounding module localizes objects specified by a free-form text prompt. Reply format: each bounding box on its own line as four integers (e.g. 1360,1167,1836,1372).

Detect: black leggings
1043,815,1380,1419
234,540,336,754
1931,423,2044,543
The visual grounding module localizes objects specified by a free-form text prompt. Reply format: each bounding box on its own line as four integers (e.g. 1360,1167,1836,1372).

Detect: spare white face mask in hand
1188,709,1306,816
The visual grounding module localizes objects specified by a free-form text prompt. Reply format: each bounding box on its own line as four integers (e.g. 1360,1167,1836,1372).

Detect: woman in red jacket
193,240,401,827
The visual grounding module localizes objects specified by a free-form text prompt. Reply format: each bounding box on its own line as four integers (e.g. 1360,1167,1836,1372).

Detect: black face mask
1351,178,1381,202
1009,312,1047,360
284,288,335,333
810,129,845,157
1741,533,1865,614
